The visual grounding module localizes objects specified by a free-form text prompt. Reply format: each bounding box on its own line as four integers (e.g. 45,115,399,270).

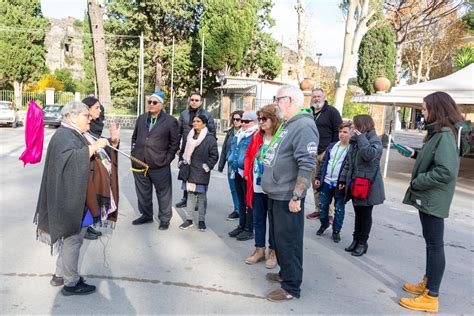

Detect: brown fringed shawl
34,125,119,254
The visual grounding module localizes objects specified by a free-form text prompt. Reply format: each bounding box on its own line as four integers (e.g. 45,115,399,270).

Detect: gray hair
60,101,88,120
279,85,304,108
312,88,325,95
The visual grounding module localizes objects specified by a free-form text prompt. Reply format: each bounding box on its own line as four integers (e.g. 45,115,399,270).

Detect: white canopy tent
351,65,474,178
352,64,474,111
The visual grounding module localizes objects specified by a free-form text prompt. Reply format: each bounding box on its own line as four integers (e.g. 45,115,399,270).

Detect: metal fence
0,90,47,110
54,91,75,105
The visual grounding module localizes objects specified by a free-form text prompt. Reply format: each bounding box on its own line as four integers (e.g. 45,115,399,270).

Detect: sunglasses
258,116,268,123
190,99,201,102
148,100,161,105
241,119,252,124
232,118,241,122
275,95,290,103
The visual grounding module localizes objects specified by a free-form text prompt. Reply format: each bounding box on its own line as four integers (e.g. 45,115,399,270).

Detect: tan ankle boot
399,289,439,313
265,249,278,269
403,275,427,295
245,247,265,264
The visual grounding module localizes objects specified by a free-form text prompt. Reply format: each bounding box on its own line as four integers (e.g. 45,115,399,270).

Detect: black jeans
133,165,173,224
268,198,304,298
419,211,445,296
353,204,373,243
233,173,253,232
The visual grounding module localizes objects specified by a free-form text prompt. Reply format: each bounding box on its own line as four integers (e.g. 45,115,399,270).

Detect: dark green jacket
402,124,461,218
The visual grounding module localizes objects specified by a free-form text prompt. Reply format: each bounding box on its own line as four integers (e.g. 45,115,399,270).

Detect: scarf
61,121,119,227
183,127,208,164
236,124,259,144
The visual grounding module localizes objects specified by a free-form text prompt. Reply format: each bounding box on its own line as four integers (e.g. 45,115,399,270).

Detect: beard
276,107,285,120
311,101,324,109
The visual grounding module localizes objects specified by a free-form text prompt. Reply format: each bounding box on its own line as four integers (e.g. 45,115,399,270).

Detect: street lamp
217,70,225,132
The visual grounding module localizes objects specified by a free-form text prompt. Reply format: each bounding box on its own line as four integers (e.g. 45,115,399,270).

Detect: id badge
230,170,235,179
258,163,264,175
256,177,261,185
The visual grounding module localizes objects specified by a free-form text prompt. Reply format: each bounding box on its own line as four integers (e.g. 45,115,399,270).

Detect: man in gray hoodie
261,85,319,302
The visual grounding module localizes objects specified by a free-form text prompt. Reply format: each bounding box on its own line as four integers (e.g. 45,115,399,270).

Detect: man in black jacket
175,93,216,208
306,88,342,221
131,91,179,230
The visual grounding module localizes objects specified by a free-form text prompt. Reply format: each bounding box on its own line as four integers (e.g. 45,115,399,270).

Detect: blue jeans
253,193,274,249
318,182,345,232
227,171,239,212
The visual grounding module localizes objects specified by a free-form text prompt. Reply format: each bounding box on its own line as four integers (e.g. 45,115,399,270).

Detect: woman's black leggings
419,211,445,296
353,205,373,243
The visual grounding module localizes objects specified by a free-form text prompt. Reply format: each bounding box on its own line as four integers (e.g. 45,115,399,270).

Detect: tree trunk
155,60,163,91
416,49,423,84
88,0,112,108
295,0,305,83
13,80,22,109
394,43,403,86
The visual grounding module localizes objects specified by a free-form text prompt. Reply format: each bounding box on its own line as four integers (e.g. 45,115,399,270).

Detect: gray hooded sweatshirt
261,112,319,201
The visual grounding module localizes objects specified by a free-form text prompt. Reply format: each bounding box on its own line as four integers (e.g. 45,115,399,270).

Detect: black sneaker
51,275,85,287
159,222,170,230
236,230,254,241
87,226,102,236
198,221,206,231
316,224,330,236
84,230,98,240
228,226,244,237
175,199,187,208
179,220,193,230
226,211,239,221
132,215,153,225
61,280,96,296
332,231,341,243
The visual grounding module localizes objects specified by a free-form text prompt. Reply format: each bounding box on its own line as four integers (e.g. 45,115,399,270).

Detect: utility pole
170,37,175,116
200,33,205,95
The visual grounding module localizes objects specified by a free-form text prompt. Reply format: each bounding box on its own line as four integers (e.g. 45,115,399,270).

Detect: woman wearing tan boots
397,92,470,313
242,104,281,268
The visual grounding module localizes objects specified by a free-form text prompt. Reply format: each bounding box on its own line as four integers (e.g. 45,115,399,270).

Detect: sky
41,0,347,72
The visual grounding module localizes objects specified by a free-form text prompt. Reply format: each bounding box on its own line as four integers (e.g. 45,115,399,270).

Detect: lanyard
329,143,348,178
314,111,322,121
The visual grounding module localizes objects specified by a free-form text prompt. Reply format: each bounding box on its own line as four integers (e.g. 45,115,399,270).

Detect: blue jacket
227,133,253,172
316,141,349,191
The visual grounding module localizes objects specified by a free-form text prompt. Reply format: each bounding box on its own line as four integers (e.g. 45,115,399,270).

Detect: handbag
178,162,191,181
350,165,379,200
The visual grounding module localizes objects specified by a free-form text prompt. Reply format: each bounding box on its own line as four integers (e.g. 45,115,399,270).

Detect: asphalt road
0,126,472,314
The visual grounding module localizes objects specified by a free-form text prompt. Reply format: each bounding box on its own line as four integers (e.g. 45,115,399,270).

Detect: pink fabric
19,100,44,166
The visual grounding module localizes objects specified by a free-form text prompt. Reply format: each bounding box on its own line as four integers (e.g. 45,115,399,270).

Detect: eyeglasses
232,118,241,122
275,95,290,103
190,99,201,102
258,116,268,123
241,119,252,124
80,113,92,119
148,100,161,105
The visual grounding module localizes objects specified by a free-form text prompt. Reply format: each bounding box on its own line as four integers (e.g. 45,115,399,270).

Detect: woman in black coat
339,115,385,256
178,114,219,231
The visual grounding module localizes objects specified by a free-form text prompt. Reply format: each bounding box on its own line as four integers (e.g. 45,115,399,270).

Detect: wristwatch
292,192,302,201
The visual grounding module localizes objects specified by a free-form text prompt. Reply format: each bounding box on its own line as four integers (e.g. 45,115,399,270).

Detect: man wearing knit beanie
131,91,179,230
